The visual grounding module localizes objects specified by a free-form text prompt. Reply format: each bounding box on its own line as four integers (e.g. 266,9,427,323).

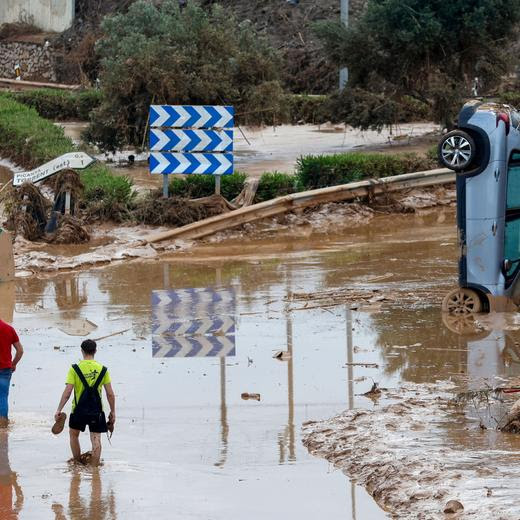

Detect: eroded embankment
302,382,520,519
13,185,455,275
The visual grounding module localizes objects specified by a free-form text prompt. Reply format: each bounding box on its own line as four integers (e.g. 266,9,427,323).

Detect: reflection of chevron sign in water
151,288,236,358
152,335,235,358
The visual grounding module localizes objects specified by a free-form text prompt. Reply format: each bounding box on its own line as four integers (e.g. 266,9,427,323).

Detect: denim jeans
0,369,12,418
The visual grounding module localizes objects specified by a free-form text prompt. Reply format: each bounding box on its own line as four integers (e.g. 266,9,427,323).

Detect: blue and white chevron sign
151,288,236,359
152,335,236,358
150,152,233,175
149,105,234,129
150,129,233,152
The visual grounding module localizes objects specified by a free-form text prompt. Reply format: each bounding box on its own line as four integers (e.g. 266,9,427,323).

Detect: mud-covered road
0,208,466,519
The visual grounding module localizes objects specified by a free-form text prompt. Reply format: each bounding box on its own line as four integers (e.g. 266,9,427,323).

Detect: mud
12,224,183,275
303,380,520,519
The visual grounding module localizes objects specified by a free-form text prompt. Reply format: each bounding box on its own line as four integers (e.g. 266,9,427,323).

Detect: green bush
11,89,102,121
89,1,284,150
286,94,329,125
255,172,297,202
169,173,246,200
82,165,134,204
296,152,430,190
498,91,520,108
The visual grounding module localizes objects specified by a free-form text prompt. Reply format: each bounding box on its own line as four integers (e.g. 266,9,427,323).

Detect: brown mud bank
303,381,520,519
14,185,455,276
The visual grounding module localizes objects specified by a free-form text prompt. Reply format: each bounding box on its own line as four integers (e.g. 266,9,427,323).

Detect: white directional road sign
151,288,236,358
150,152,233,175
149,105,234,129
13,152,95,186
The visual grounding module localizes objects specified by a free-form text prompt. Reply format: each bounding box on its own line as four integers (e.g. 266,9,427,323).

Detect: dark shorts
69,411,107,433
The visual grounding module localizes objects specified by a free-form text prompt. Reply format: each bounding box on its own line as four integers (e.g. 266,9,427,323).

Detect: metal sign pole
339,0,349,90
215,175,221,196
65,191,71,215
163,173,169,198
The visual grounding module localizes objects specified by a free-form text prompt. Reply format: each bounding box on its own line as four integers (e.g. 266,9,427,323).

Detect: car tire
438,130,476,172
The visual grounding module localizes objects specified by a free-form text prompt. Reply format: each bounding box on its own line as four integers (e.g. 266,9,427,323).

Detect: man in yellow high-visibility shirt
54,340,116,466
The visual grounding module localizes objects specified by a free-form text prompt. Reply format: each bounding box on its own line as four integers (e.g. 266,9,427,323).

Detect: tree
86,1,284,150
315,0,520,129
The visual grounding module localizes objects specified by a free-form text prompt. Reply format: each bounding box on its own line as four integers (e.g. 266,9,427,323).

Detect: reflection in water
346,308,356,520
0,432,23,520
0,283,15,323
278,298,295,464
54,277,88,313
52,469,116,520
214,358,229,468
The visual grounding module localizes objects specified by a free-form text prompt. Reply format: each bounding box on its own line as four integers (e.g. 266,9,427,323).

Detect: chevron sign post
151,288,236,358
148,105,235,197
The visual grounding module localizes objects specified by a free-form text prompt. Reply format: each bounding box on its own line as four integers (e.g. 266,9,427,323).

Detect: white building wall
0,0,75,33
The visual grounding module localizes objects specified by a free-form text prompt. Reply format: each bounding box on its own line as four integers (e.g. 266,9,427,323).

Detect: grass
6,89,102,121
0,93,133,213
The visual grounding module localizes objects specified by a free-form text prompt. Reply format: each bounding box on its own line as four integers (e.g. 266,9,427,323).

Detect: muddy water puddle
4,209,518,518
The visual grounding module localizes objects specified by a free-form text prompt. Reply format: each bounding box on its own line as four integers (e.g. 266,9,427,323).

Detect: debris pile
4,183,49,240
46,215,90,244
133,193,231,227
303,382,520,518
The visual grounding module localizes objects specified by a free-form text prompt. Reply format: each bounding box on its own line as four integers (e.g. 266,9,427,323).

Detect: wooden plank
145,168,454,244
0,77,81,91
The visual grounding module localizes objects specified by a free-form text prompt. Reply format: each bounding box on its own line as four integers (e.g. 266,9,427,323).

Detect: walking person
0,319,23,428
54,340,115,467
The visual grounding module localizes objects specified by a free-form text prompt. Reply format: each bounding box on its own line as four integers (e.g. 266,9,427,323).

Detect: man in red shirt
0,320,23,427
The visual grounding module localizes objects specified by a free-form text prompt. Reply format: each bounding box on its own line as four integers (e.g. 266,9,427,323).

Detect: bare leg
90,432,101,467
69,429,81,462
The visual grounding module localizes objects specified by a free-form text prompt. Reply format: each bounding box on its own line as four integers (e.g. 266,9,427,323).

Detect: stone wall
0,0,75,33
0,41,57,82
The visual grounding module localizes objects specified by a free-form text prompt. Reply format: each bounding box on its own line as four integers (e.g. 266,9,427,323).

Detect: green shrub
89,1,284,150
255,172,297,202
11,89,102,121
82,165,133,204
498,91,520,108
169,172,246,200
296,152,430,190
286,94,329,125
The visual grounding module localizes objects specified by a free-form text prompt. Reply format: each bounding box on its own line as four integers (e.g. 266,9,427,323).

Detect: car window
507,153,520,210
504,153,520,275
505,220,520,275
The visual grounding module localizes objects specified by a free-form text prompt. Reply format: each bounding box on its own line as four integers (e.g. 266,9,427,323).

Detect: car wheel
438,130,476,171
441,287,482,315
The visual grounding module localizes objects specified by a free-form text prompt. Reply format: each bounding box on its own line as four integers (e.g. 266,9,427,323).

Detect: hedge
7,89,102,121
296,152,432,190
255,171,296,202
169,173,247,200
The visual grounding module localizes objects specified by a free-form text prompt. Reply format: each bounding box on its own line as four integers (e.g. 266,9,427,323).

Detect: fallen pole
0,77,81,91
145,168,453,244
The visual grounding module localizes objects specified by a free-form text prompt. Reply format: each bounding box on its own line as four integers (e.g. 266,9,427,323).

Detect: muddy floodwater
3,207,508,519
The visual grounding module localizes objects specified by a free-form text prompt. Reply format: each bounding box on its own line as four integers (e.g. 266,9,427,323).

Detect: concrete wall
0,0,75,33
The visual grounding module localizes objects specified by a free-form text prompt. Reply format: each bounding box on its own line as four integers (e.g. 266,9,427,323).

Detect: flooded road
2,207,509,519
56,122,438,191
